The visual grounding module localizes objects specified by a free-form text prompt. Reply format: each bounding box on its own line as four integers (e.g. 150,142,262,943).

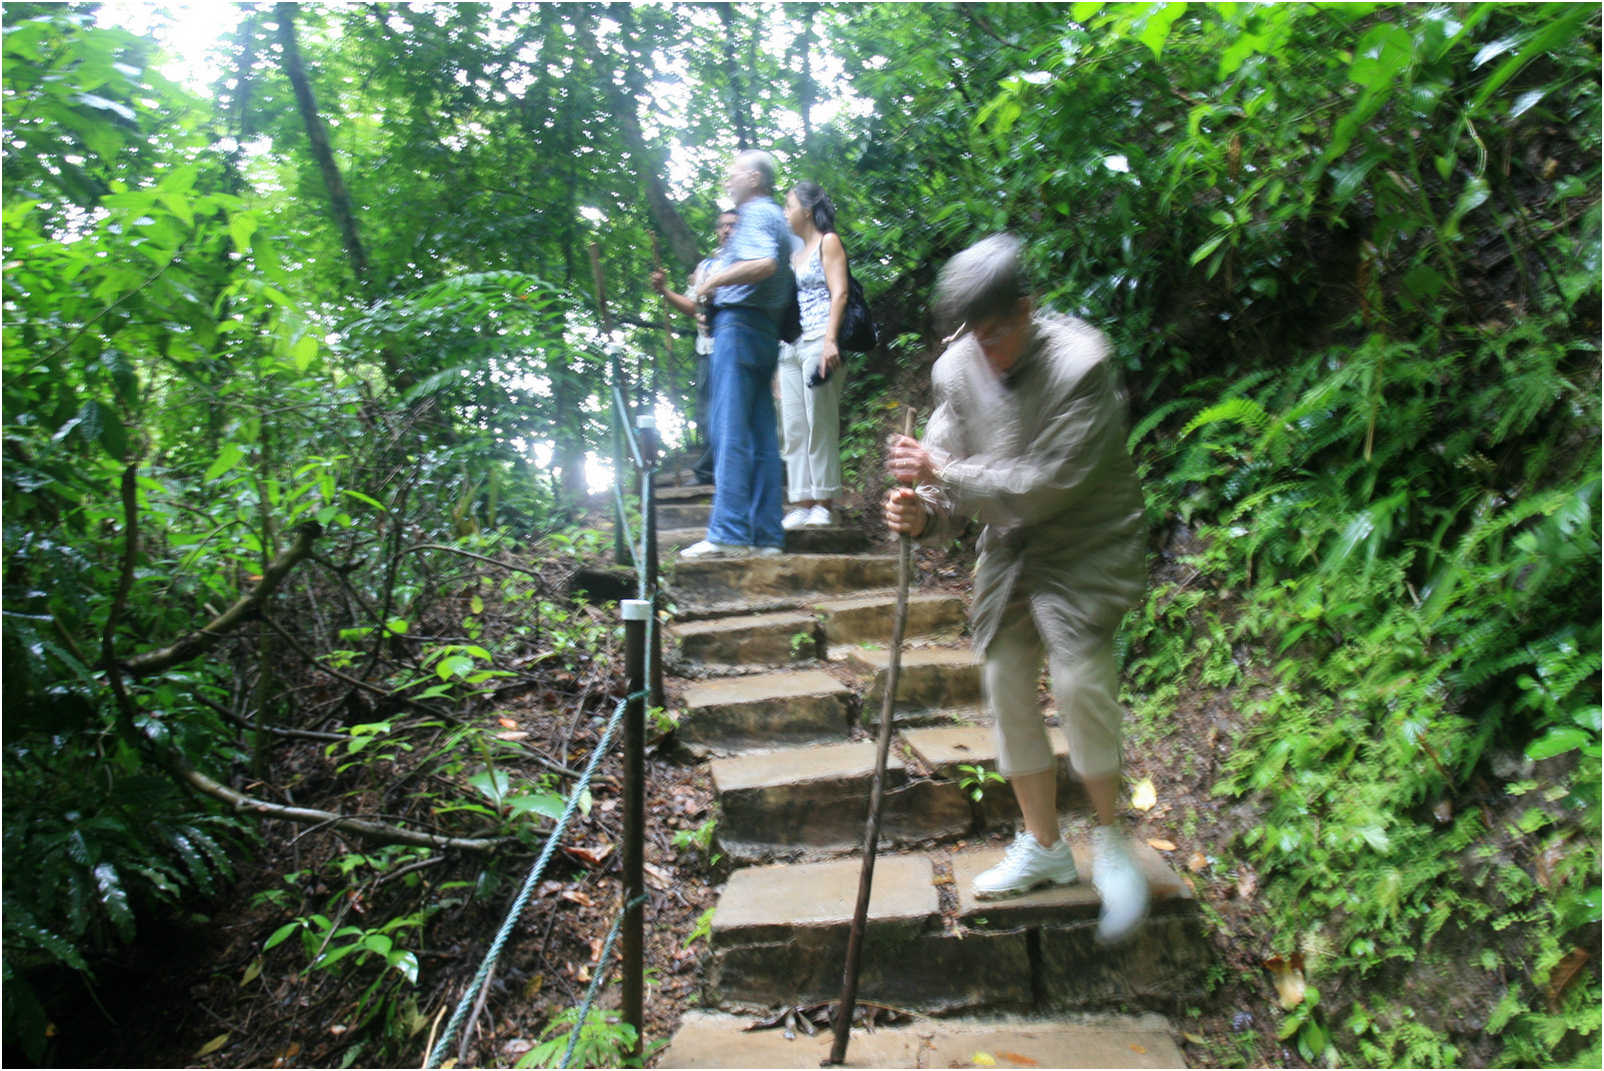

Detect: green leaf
265,921,302,950
1137,3,1187,60
92,862,135,941
505,792,566,820
1526,727,1590,760
436,654,474,680
387,949,420,984
1348,23,1413,89
204,442,245,482
1471,6,1594,113
468,768,510,806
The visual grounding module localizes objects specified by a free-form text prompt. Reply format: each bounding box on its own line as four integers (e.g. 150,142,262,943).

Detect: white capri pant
777,332,843,502
983,599,1124,779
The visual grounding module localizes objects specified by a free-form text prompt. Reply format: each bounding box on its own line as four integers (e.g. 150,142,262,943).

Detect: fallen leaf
1147,838,1178,852
564,842,613,866
196,1033,230,1057
329,1024,347,1036
1188,852,1209,872
1264,954,1307,1010
270,1042,301,1068
643,861,672,889
575,964,591,983
495,730,530,741
933,873,955,886
998,1051,1039,1066
971,1052,997,1067
536,879,564,898
1236,868,1258,901
1183,1032,1206,1045
240,956,262,987
1130,777,1158,812
1547,948,1589,1010
497,717,518,729
560,889,594,907
1130,1043,1147,1054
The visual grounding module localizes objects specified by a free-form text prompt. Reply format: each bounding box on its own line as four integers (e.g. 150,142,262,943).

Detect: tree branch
122,521,323,677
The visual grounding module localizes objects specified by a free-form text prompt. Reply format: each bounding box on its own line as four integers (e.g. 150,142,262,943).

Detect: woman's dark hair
790,181,836,234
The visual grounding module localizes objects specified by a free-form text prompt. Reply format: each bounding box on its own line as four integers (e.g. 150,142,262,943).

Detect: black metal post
621,598,648,1059
612,350,629,566
638,415,666,710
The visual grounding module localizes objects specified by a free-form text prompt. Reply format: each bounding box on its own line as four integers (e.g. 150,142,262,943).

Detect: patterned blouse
794,242,834,336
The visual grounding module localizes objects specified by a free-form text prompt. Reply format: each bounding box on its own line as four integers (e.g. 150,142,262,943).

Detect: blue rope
424,683,645,1068
558,892,651,1069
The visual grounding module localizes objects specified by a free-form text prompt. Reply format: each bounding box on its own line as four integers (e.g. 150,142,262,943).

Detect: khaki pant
983,599,1123,779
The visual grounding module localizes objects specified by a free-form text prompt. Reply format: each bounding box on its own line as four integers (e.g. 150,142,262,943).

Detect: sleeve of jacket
933,358,1123,530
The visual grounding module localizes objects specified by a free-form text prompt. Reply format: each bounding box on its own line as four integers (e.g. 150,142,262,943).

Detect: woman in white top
778,181,848,528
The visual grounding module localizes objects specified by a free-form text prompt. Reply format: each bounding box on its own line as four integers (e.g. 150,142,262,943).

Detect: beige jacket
916,312,1147,654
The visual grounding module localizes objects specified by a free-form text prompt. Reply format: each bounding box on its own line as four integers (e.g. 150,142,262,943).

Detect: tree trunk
595,8,700,272
716,4,755,150
275,3,372,292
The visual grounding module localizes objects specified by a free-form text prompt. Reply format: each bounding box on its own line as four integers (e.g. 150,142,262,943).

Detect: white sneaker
781,507,811,530
753,545,784,557
972,831,1079,900
1091,825,1149,944
804,505,833,527
680,540,751,560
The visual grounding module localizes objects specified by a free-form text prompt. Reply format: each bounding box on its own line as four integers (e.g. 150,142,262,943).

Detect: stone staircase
651,482,1201,1068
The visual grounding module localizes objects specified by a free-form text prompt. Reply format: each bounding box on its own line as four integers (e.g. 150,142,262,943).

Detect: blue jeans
706,307,784,548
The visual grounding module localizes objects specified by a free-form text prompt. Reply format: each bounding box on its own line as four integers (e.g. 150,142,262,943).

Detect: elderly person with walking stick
882,234,1150,943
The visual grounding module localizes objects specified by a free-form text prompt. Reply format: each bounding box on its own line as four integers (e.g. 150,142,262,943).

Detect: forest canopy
3,3,1599,1067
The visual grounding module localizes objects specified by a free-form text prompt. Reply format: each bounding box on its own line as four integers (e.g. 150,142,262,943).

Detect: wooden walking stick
827,406,917,1066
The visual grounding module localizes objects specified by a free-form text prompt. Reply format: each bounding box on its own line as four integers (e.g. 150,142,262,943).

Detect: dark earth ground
34,475,1553,1070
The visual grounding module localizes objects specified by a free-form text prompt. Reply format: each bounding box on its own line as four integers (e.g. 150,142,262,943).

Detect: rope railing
426,349,664,1066
558,892,650,1069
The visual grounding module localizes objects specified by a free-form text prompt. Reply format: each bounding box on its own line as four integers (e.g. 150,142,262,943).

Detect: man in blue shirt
683,150,792,558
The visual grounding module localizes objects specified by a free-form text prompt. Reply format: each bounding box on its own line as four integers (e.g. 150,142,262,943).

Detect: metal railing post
611,349,629,566
620,599,648,1060
637,415,666,710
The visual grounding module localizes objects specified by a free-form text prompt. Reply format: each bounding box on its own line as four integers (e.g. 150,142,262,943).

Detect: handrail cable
423,669,652,1067
557,892,651,1069
427,368,662,1066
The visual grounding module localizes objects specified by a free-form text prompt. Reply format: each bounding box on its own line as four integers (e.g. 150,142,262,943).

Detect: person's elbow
750,257,778,281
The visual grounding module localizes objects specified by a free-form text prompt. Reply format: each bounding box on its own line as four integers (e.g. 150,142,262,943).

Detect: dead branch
123,521,323,677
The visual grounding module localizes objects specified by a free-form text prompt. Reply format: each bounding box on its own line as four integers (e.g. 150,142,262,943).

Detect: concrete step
711,742,970,860
902,725,1087,822
813,592,966,650
950,840,1207,1008
849,646,982,720
661,1009,1186,1068
671,610,821,667
705,842,1204,1015
678,669,852,752
661,525,870,555
671,554,899,611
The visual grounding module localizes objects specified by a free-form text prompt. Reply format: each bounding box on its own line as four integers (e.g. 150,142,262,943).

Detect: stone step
678,669,852,752
661,1009,1186,1069
705,843,1204,1015
711,742,970,861
671,610,821,667
671,554,898,611
660,525,870,555
813,592,966,650
902,725,1087,821
655,483,714,503
849,646,982,720
658,501,713,529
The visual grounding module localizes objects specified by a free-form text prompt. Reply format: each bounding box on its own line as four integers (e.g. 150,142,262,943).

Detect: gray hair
933,233,1028,335
735,149,776,193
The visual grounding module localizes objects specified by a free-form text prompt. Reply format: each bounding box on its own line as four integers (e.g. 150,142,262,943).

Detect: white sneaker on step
804,505,833,527
753,545,783,557
972,831,1079,900
1091,825,1150,944
680,540,751,560
782,507,811,530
